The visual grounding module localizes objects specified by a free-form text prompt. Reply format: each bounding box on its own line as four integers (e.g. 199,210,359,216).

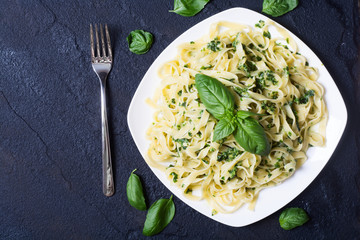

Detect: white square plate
127,8,348,227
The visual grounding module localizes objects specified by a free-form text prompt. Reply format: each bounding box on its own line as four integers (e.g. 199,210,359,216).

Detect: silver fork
90,24,114,197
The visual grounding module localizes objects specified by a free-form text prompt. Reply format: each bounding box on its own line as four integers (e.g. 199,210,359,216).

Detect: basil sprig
126,169,147,211
195,73,234,119
279,208,310,230
143,195,175,236
170,0,210,17
262,0,299,17
127,30,154,55
195,74,270,156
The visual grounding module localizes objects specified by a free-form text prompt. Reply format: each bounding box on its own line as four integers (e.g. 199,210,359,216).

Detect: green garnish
262,0,299,17
170,0,210,17
207,38,221,52
195,74,270,155
127,30,153,55
279,208,310,230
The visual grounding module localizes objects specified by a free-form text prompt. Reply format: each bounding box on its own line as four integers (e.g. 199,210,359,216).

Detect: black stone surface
0,1,359,239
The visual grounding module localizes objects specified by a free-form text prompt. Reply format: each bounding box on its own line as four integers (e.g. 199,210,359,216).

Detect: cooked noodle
145,20,327,213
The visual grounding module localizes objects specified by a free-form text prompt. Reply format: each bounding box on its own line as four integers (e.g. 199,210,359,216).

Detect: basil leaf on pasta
170,0,210,17
236,110,263,119
234,117,270,156
213,118,236,142
195,74,234,120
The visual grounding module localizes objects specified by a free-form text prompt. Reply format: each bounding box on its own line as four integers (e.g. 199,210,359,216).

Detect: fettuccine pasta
145,20,327,214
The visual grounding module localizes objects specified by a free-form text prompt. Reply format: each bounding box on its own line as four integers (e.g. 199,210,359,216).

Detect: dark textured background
0,0,359,239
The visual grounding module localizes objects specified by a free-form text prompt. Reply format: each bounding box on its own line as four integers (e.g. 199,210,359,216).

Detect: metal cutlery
90,24,114,197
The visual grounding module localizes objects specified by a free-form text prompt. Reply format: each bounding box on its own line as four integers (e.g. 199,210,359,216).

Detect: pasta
145,20,327,214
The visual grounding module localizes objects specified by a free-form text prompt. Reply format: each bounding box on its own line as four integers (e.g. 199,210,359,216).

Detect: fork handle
99,75,114,197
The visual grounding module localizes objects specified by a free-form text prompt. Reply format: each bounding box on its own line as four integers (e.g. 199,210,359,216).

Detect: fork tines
90,24,112,62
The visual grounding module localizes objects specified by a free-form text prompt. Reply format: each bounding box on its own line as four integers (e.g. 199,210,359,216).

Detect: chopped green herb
234,87,250,98
179,101,187,107
170,172,178,183
173,138,190,150
200,64,213,70
211,209,218,216
271,91,279,99
207,38,221,52
228,166,238,179
283,66,290,76
167,164,174,169
255,20,265,28
202,159,209,164
238,60,258,77
177,90,183,96
255,70,277,91
263,31,271,39
261,101,276,114
265,70,277,84
190,41,195,44
184,64,189,68
294,90,315,104
232,33,240,50
189,83,195,91
248,43,255,49
220,176,225,185
217,148,241,162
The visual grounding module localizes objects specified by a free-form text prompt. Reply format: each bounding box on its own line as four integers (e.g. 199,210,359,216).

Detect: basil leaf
143,195,175,236
236,110,263,119
170,0,210,17
127,30,153,55
213,118,236,142
234,117,270,156
262,0,299,17
126,169,147,211
195,74,235,120
279,208,309,230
